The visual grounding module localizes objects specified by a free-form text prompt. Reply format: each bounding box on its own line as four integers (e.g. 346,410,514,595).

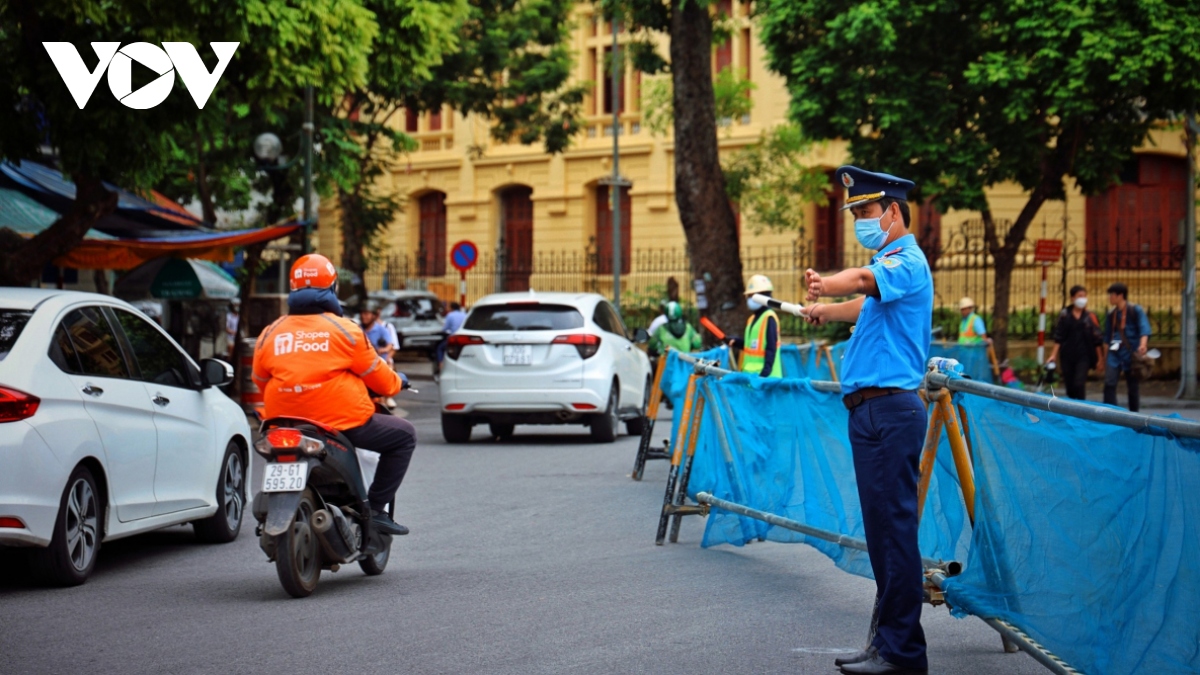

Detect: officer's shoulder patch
880,257,902,269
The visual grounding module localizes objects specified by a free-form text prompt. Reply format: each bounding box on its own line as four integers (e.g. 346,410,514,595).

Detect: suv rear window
464,304,585,331
0,310,33,362
389,297,442,320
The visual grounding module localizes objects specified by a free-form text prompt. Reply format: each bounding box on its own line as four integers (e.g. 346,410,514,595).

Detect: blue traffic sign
450,240,478,272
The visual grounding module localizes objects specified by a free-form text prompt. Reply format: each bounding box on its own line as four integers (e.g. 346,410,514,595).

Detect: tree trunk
232,243,265,396
984,190,1048,361
0,174,117,286
670,0,746,340
338,188,369,307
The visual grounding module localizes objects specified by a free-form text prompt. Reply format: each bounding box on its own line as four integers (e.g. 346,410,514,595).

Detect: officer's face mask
747,298,763,311
1074,296,1088,309
854,206,896,251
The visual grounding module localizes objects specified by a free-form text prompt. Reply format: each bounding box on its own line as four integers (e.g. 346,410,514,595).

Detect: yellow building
319,2,1196,328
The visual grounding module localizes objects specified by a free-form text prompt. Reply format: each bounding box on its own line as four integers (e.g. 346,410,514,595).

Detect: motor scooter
251,387,414,597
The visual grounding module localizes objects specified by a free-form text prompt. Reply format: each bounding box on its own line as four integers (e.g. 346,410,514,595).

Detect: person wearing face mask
1046,286,1104,400
803,167,932,675
649,301,702,356
727,274,783,378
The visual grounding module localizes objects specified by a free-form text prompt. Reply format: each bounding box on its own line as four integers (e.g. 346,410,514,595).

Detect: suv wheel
625,376,652,436
442,413,473,443
590,384,620,443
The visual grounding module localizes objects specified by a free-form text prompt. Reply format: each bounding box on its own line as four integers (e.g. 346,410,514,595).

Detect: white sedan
438,292,652,443
0,289,252,585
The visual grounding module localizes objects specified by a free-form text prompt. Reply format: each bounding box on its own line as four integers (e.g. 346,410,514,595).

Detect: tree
756,0,1200,358
722,122,830,235
328,0,585,303
0,0,377,286
606,0,753,336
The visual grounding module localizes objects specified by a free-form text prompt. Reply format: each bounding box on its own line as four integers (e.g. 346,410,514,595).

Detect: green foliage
640,67,755,137
755,0,1200,212
723,123,829,233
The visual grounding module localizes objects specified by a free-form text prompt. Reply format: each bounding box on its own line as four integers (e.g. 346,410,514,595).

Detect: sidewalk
1082,378,1200,411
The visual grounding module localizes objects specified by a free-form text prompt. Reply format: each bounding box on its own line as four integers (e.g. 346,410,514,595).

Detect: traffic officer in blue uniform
803,166,933,675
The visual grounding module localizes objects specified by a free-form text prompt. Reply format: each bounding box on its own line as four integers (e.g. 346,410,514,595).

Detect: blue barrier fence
653,354,1200,674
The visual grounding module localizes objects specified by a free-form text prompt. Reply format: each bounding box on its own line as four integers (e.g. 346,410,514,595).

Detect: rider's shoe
371,509,409,536
385,397,397,409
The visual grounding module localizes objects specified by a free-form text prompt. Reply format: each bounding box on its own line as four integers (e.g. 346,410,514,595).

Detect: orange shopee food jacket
252,313,402,431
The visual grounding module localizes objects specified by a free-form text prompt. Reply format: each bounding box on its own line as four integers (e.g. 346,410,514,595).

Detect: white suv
438,292,652,443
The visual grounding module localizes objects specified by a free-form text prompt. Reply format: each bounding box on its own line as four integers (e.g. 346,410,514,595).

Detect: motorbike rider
648,301,701,355
252,254,414,536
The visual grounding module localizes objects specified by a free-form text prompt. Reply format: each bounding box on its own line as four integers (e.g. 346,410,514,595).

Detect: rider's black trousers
343,413,417,511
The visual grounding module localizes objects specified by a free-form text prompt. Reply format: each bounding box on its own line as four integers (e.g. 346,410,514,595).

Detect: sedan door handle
152,394,170,407
82,384,104,397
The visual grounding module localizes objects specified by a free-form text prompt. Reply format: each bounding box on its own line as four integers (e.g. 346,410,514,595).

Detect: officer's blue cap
834,166,915,211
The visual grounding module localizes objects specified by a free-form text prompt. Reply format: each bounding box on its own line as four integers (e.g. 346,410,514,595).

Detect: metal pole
610,18,622,314
1037,263,1047,365
926,371,1200,438
672,350,844,393
1182,111,1198,399
302,84,315,256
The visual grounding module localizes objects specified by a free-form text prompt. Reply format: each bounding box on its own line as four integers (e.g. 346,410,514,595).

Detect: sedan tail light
0,386,40,423
447,334,484,360
553,333,601,359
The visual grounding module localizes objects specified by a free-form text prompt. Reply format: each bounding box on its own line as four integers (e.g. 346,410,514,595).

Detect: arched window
500,187,534,291
596,184,631,274
418,192,447,277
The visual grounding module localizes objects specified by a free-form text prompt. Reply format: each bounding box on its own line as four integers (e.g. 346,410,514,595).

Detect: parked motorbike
252,390,413,598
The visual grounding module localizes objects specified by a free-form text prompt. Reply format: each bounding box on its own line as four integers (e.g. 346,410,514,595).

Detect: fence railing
363,228,1191,339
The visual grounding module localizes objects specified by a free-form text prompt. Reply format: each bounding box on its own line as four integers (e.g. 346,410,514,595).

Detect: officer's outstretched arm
813,267,878,299
808,297,866,325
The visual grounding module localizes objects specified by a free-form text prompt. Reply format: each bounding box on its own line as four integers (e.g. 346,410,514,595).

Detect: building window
405,109,418,133
429,108,442,131
813,171,844,270
418,192,447,277
602,47,625,114
1086,154,1187,270
501,187,535,292
596,184,631,275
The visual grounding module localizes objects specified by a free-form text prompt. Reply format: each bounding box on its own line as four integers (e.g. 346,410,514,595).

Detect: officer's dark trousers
848,392,928,671
343,413,417,511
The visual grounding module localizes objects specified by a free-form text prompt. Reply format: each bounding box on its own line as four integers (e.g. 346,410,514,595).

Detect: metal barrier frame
631,350,671,481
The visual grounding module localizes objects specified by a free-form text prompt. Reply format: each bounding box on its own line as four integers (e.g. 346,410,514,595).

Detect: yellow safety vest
742,309,783,378
959,313,984,345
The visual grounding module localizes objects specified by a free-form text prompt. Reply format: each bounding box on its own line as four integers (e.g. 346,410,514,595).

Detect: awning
0,160,207,237
114,257,240,300
0,188,114,240
53,224,303,270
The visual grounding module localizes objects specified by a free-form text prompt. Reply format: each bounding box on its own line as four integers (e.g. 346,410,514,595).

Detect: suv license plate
262,463,308,493
502,344,533,366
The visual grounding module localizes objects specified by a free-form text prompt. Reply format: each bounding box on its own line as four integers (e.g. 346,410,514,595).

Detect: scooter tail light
446,334,484,360
265,428,302,448
257,428,324,456
552,333,601,359
0,386,40,423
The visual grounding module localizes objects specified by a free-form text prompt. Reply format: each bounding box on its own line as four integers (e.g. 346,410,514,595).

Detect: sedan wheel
31,466,100,586
194,442,245,543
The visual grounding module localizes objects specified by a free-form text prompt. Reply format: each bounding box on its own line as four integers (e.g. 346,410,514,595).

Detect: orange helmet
289,254,338,291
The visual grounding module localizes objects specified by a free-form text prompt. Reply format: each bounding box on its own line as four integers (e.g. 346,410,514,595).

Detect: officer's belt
842,387,915,411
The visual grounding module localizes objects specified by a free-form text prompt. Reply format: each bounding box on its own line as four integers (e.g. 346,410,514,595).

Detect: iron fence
363,223,1191,340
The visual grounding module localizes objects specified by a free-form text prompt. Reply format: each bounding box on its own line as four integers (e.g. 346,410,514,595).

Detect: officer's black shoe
840,653,927,675
834,647,876,667
371,509,409,536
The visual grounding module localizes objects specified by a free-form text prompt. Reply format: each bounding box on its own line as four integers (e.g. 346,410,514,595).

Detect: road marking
791,647,861,655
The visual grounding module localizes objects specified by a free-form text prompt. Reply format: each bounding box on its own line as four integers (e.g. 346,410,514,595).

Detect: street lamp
252,132,283,164
252,84,315,256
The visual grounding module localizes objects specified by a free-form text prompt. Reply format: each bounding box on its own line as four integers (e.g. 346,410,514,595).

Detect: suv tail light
0,386,40,423
447,334,483,360
553,333,601,359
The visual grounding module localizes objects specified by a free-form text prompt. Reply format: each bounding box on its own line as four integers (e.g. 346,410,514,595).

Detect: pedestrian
225,300,239,360
803,166,932,675
956,297,989,345
728,274,782,378
360,300,400,409
1102,282,1151,411
1045,285,1103,400
435,301,468,379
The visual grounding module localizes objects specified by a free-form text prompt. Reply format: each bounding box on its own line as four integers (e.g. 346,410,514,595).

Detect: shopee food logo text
43,42,239,110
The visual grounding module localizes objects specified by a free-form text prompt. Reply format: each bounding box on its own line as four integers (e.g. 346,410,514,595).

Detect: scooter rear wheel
275,490,321,597
358,542,390,576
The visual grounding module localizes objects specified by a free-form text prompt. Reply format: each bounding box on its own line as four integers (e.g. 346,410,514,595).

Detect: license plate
262,463,308,493
502,344,533,366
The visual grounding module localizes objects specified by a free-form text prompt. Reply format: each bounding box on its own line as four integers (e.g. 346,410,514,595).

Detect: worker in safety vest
252,254,413,536
728,274,783,378
957,297,989,345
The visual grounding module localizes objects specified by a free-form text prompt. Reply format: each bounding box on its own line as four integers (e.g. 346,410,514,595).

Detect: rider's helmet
666,301,686,338
289,254,338,291
744,274,773,296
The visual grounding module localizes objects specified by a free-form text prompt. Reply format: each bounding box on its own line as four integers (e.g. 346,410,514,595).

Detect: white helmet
959,297,975,310
745,274,773,296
